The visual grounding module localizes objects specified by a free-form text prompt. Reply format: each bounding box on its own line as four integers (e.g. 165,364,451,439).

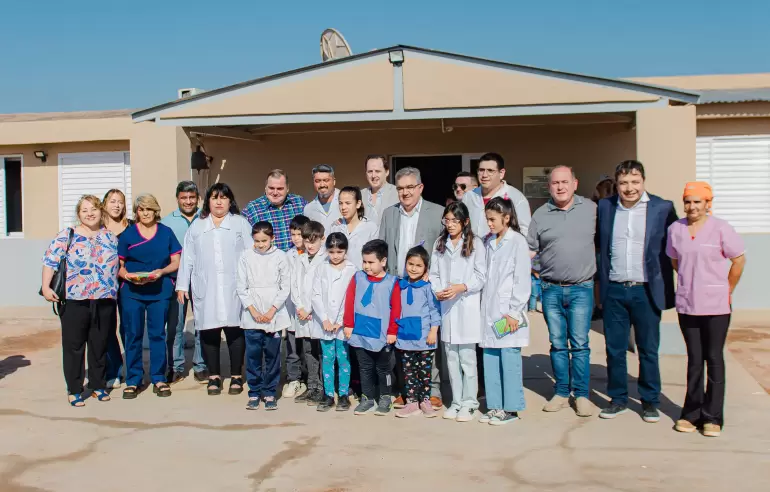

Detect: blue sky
2,0,769,113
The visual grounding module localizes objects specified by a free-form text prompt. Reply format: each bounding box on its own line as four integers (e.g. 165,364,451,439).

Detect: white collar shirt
610,192,649,283
397,198,423,276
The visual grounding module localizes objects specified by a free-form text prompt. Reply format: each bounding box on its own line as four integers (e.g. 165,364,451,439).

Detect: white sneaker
443,404,460,420
479,409,503,424
282,380,301,398
456,407,477,422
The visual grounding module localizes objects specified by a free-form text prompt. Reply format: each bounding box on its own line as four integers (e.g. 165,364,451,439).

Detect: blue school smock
118,223,182,301
395,278,441,351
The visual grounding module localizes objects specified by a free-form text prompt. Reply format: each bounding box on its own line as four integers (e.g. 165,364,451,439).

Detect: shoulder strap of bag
54,228,75,316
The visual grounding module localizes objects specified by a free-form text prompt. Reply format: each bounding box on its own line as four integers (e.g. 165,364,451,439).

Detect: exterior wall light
388,50,404,66
34,150,47,163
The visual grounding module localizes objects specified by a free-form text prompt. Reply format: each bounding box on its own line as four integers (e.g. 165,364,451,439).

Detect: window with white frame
696,135,770,233
0,156,24,237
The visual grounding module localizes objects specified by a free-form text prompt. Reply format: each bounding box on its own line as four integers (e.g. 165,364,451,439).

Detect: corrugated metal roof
698,88,770,104
0,109,133,123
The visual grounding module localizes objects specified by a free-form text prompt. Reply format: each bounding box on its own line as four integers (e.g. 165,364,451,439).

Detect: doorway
391,155,462,206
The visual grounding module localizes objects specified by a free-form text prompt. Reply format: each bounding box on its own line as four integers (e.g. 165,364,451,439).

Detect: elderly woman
102,188,133,388
666,182,746,438
118,194,182,399
177,183,252,396
42,195,119,406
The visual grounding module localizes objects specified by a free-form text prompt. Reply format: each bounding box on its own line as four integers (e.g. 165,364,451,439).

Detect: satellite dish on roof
321,28,353,62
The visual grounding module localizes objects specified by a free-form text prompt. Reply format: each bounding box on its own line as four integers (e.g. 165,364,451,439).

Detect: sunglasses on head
452,183,467,191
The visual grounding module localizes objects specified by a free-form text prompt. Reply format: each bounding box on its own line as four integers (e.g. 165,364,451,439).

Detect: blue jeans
529,275,541,311
541,280,593,398
321,338,351,397
483,347,526,412
166,297,205,374
603,282,661,406
121,296,169,387
245,330,282,398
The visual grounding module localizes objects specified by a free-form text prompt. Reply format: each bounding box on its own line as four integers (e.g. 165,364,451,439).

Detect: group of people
41,152,745,437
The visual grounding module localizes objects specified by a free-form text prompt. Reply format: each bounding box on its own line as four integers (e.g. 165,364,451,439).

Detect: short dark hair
311,164,335,177
301,221,325,242
478,152,505,170
405,245,430,272
200,183,239,219
176,180,199,197
615,160,646,181
252,221,273,237
325,232,348,251
456,171,478,186
365,154,390,172
361,239,388,261
289,214,310,231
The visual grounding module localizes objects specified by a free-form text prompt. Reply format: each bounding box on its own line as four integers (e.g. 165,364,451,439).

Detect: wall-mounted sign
523,167,552,199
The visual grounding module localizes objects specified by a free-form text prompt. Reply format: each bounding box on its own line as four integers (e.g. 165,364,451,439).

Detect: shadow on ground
0,355,32,380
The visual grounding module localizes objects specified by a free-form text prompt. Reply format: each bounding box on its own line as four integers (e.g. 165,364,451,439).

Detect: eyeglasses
441,218,462,226
452,183,467,191
396,184,421,193
477,168,499,176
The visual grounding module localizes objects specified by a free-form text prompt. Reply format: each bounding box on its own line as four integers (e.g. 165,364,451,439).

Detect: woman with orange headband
665,181,746,437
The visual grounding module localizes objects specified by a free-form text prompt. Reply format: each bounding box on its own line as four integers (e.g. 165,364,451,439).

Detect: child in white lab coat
282,215,310,399
330,186,379,269
479,197,531,426
291,220,328,405
429,201,487,422
236,221,291,411
311,232,357,412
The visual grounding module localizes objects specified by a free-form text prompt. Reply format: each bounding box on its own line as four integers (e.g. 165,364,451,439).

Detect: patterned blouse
43,228,120,300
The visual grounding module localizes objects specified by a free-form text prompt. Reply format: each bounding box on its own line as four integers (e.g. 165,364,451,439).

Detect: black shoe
194,369,210,384
207,378,222,396
317,394,335,412
336,394,351,412
294,387,312,403
599,403,629,419
169,372,186,385
306,389,324,406
641,403,660,423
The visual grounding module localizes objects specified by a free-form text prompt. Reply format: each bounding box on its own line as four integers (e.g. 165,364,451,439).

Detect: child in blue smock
395,246,441,419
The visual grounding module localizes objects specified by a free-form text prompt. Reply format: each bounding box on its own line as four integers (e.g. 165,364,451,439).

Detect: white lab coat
177,213,252,331
329,217,379,269
429,235,486,344
291,249,328,338
311,260,357,341
286,248,301,332
480,228,531,349
462,181,532,238
303,189,342,233
236,246,291,332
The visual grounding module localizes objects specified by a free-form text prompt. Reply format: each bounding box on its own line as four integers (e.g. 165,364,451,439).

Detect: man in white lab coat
303,164,341,233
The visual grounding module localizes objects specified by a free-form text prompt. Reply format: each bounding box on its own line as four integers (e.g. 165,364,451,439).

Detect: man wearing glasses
462,152,531,236
453,171,478,201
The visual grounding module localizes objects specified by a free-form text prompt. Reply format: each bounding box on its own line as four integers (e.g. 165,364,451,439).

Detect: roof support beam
186,126,263,142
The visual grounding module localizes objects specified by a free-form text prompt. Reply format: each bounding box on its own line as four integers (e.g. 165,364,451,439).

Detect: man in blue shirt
161,181,208,384
242,169,308,251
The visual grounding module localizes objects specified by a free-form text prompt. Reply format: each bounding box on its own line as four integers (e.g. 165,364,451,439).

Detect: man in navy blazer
596,160,677,424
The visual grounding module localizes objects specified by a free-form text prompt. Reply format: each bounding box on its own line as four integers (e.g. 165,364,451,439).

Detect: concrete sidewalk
1,311,769,491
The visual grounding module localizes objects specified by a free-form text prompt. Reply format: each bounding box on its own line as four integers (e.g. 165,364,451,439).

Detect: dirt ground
1,308,769,492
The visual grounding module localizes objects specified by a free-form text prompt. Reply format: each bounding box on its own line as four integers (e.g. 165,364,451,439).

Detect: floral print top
43,228,120,300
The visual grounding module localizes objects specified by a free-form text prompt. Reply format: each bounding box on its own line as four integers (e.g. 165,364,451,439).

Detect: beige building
2,45,768,307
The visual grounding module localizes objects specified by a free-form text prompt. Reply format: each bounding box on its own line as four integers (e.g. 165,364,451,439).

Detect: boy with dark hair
282,214,311,399
343,239,402,415
291,220,328,404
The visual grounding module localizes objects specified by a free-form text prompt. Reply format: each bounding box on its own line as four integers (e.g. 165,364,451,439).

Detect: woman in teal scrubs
118,194,182,399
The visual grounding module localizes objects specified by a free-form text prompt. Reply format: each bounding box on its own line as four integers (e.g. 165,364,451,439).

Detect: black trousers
60,299,117,395
678,313,731,426
355,345,395,400
200,327,245,377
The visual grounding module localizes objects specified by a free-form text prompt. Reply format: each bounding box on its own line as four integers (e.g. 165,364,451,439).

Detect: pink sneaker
396,402,421,418
420,400,438,418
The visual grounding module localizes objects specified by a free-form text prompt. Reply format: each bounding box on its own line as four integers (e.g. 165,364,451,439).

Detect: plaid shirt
242,194,308,251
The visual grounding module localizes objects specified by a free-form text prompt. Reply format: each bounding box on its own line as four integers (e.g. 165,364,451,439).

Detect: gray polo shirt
527,195,597,284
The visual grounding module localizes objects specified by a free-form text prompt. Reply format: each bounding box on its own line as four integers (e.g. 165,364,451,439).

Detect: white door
696,136,770,233
58,152,131,229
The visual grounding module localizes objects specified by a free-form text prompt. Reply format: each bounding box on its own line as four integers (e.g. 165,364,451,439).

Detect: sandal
207,378,222,396
68,393,86,407
229,376,244,395
123,386,138,400
153,383,172,398
92,389,111,402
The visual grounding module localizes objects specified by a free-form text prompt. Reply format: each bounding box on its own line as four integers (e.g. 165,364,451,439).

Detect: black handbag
39,228,74,315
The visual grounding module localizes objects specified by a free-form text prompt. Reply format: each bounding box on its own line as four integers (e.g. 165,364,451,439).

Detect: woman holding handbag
41,195,120,407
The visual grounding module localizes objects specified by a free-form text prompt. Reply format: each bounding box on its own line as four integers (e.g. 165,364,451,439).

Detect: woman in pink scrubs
666,182,746,437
